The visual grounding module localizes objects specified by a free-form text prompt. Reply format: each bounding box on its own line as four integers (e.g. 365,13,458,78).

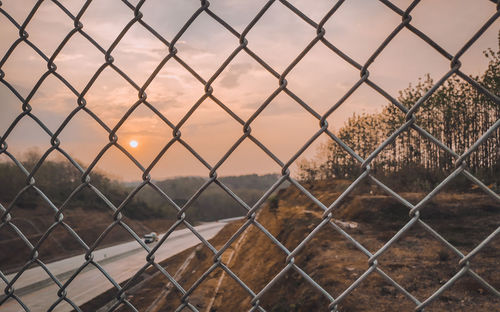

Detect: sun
129,140,139,148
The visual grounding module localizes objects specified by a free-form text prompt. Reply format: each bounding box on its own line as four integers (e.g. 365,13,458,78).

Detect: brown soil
102,180,499,311
0,207,176,273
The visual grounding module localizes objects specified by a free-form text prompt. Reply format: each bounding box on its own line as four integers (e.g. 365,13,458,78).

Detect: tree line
0,152,153,219
0,151,280,221
299,42,499,191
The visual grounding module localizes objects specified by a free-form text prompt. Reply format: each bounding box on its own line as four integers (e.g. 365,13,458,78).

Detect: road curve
1,222,227,312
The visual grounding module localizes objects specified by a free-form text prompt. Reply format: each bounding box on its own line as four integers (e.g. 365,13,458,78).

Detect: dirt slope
91,180,499,311
206,184,499,311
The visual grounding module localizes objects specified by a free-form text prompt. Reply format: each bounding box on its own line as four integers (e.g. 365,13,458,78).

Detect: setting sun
129,140,139,148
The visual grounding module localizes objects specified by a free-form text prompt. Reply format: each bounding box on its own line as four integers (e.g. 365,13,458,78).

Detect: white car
143,232,158,244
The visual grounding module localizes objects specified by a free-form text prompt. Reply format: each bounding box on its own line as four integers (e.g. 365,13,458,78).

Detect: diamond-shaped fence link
0,0,499,311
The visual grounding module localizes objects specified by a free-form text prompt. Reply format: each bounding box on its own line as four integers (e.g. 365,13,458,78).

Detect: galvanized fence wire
0,0,499,311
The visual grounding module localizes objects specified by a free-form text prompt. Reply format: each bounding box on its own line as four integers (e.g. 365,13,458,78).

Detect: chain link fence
0,0,499,311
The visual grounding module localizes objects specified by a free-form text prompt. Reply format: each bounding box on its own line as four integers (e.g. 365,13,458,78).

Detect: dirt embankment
0,207,175,273
84,180,499,312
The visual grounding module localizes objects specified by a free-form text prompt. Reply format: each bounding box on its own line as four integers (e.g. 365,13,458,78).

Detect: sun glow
129,140,139,148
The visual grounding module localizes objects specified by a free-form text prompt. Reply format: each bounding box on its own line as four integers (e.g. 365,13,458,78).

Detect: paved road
1,222,227,312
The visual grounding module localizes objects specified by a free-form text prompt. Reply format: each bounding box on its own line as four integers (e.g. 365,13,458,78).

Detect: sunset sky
0,0,498,181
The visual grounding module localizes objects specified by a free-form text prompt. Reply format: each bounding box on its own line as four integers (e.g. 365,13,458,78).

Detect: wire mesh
0,0,499,311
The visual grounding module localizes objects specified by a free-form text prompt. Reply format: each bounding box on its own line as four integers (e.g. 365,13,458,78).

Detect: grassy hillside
134,174,283,222
0,153,281,221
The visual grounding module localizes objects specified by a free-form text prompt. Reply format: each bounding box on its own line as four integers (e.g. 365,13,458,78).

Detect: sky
0,0,498,181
